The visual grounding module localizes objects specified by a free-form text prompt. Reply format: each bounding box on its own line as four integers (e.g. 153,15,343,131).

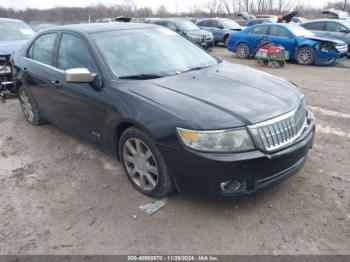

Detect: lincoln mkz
13,23,316,199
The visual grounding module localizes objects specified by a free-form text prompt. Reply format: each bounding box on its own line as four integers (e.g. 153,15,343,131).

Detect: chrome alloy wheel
20,90,35,122
123,138,159,191
236,43,249,58
298,48,313,64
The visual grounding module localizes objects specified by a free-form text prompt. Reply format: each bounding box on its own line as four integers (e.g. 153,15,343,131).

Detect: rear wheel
18,87,45,126
119,127,174,198
236,43,250,59
296,47,315,65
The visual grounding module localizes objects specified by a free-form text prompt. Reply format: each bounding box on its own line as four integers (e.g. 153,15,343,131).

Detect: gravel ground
0,47,349,255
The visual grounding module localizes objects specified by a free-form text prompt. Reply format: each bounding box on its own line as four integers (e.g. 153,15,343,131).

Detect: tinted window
31,33,57,65
269,26,291,38
325,22,347,32
211,20,220,28
197,20,208,27
166,22,177,31
303,22,325,31
249,26,268,35
153,21,167,27
58,34,96,72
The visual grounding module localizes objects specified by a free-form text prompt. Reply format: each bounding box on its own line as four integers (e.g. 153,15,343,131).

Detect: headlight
187,34,203,40
177,128,255,152
0,65,11,75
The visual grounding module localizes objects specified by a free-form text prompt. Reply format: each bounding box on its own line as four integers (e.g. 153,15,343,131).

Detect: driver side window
57,33,97,72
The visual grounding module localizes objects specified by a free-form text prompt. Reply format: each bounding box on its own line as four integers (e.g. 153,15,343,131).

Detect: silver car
301,19,350,53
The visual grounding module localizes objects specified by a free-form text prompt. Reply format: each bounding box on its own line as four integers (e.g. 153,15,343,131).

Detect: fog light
220,181,241,193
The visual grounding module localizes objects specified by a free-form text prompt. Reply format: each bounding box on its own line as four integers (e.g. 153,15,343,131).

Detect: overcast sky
0,0,340,11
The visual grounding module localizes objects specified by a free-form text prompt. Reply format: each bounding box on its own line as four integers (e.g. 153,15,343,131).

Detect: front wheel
119,127,174,198
296,47,315,65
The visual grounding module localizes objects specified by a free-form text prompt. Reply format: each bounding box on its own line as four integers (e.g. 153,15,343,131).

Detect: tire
236,43,250,59
119,127,174,198
18,87,45,126
296,47,315,65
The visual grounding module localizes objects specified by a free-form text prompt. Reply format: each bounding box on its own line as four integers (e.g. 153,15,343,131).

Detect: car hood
0,40,28,56
305,36,346,45
129,62,302,130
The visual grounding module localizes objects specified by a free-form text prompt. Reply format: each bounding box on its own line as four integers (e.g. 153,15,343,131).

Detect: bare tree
120,0,137,16
156,5,169,17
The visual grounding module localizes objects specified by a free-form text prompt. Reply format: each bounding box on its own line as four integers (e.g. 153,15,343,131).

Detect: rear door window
30,33,57,65
325,22,346,32
57,33,96,72
269,26,291,38
249,26,268,35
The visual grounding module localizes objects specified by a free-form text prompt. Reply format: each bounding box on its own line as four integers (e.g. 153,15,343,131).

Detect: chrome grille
248,102,307,152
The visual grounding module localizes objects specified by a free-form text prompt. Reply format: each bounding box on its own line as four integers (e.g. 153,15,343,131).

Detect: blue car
227,23,348,65
196,18,241,45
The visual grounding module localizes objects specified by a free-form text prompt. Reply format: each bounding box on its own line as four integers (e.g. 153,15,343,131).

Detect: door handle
51,80,62,89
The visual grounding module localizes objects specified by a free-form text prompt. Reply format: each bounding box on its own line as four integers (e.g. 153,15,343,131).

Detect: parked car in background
144,18,161,23
14,23,315,199
256,14,279,23
244,18,272,27
227,23,348,65
291,17,308,25
151,18,214,50
196,18,241,45
1,18,35,97
301,19,350,52
31,23,58,32
321,8,350,19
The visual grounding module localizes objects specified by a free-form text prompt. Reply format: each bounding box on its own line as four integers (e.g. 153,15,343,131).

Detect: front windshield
220,19,241,29
175,21,199,31
0,21,35,41
92,28,217,78
289,25,315,37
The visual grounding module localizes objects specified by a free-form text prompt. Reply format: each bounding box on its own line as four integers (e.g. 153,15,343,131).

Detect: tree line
0,0,348,23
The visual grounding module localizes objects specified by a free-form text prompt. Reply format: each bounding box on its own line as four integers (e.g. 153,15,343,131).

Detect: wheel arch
111,119,156,160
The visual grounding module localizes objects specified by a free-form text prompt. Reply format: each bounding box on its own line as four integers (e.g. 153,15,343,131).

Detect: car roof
249,23,302,30
39,22,158,34
153,18,190,23
0,17,26,23
302,18,349,25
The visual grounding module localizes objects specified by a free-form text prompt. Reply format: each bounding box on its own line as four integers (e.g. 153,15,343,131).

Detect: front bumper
191,37,215,50
158,112,316,199
315,49,348,65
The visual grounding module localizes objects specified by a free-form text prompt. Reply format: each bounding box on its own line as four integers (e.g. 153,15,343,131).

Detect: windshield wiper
182,65,212,73
119,74,165,80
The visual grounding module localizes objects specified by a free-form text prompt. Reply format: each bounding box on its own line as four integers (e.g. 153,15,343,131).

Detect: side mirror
218,25,224,29
65,68,96,83
340,29,350,34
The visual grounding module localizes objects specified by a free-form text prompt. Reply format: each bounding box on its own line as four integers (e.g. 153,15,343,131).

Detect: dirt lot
0,47,349,255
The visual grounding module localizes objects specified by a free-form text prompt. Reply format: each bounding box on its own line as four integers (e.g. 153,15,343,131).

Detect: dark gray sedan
13,23,315,199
